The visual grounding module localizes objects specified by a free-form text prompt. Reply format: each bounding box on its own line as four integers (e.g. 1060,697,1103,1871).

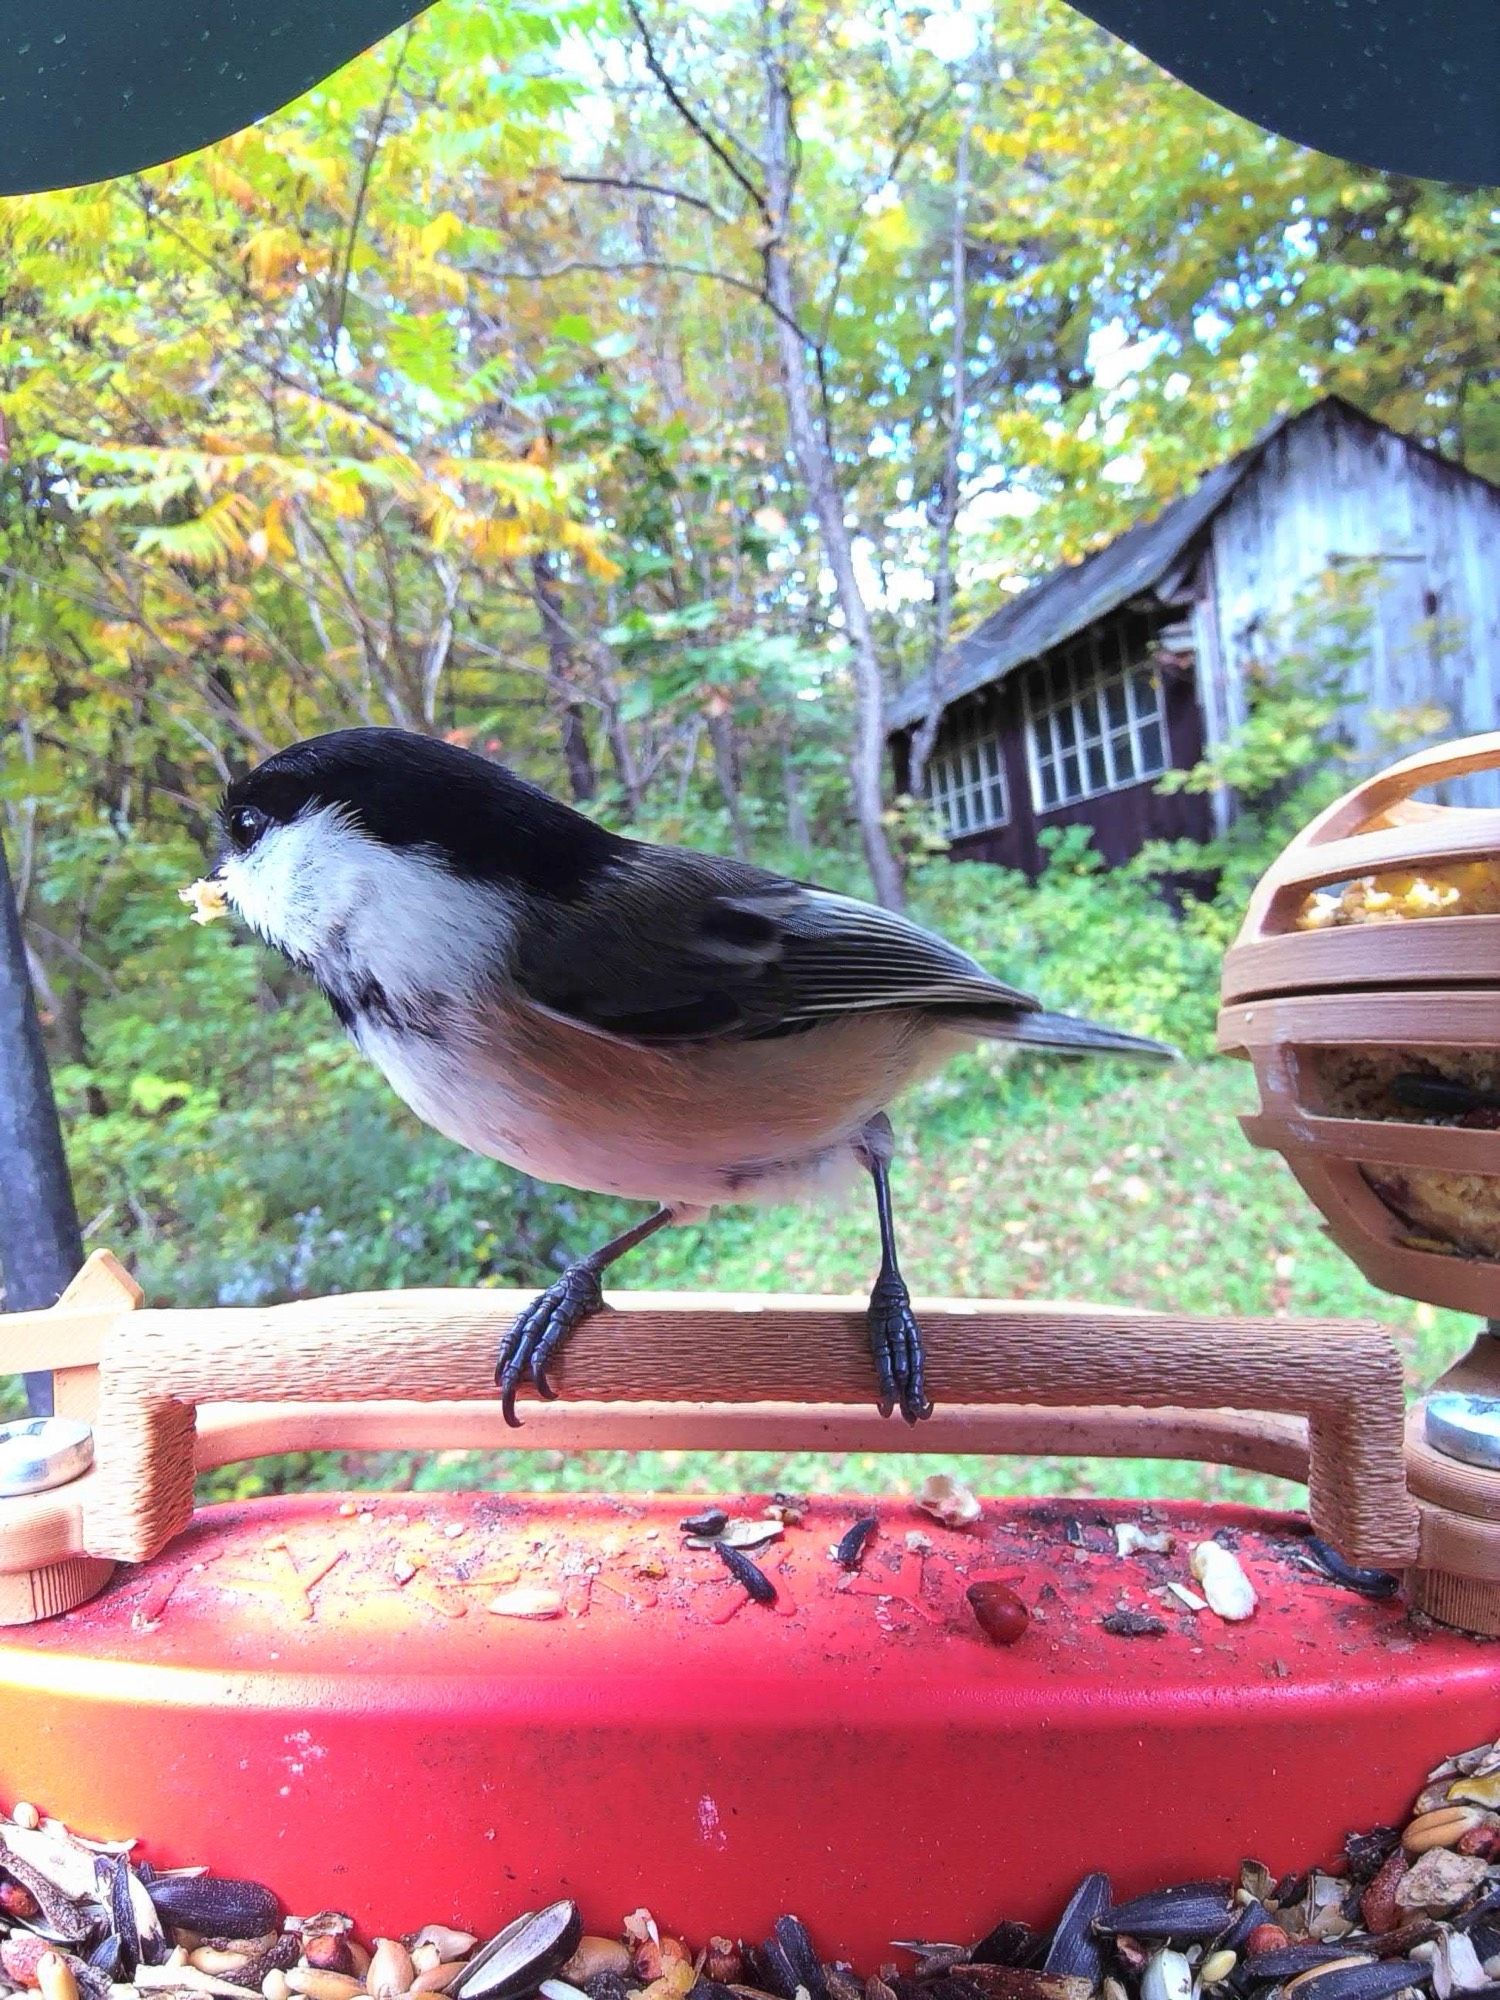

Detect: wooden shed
887,396,1500,875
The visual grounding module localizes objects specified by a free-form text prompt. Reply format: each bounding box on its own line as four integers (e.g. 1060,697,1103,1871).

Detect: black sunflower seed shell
1244,1948,1367,1981
1217,1904,1272,1955
1098,1891,1235,1941
759,1937,806,2000
772,1917,827,2000
1289,1962,1431,2000
452,1902,583,2000
835,1518,880,1570
0,1845,95,1943
105,1857,141,1977
1043,1874,1112,1981
146,1873,281,1941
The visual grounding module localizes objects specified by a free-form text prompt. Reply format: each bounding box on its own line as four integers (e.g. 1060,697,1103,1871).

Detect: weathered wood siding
1200,403,1500,806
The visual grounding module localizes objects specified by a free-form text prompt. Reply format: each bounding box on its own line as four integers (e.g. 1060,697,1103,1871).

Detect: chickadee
195,727,1174,1423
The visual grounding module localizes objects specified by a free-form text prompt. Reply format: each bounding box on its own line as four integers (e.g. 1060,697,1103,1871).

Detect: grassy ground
201,1052,1477,1513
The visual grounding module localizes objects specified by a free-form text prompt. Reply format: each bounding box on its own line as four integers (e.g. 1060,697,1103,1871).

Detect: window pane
1129,669,1159,720
1104,677,1128,729
982,739,1000,777
953,794,970,832
1110,728,1138,781
1079,688,1101,736
1136,719,1165,772
1060,750,1081,799
1038,760,1058,809
1085,743,1108,792
1054,704,1077,748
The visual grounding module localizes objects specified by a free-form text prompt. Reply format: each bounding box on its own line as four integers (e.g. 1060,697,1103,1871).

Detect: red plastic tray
2,1491,1494,1961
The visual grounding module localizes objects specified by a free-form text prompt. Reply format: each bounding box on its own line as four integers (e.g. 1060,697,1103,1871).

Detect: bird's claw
866,1270,933,1425
495,1262,605,1426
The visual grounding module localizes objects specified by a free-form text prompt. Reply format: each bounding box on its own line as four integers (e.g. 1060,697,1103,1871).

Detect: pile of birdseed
6,1736,1500,2000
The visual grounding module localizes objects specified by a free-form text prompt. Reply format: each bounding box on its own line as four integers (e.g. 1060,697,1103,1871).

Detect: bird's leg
496,1205,678,1427
856,1115,933,1425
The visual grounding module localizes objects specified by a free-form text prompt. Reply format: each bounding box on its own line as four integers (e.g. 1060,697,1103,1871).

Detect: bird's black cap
223,727,622,901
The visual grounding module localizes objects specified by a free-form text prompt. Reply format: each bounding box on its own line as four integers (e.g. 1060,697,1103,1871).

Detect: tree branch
556,172,729,220
624,0,771,223
327,25,415,351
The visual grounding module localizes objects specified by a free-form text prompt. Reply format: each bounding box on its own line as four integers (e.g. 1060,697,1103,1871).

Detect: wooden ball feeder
6,737,1500,1952
1219,730,1500,1634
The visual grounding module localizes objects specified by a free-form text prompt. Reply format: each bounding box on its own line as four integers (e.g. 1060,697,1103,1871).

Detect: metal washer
0,1416,95,1497
1425,1391,1500,1472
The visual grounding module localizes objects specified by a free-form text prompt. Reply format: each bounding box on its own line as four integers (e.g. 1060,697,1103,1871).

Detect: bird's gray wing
510,848,1039,1043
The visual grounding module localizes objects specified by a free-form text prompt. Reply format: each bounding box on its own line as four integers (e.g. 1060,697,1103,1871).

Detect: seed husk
1101,1893,1236,1943
262,1975,291,2000
1246,1947,1359,1980
770,1919,825,2000
1140,1951,1192,2000
410,1936,477,1966
0,1841,96,1943
1042,1874,1111,1983
1200,1954,1238,1986
1397,1852,1489,1918
451,1905,583,2000
967,1924,1035,1973
147,1879,280,1944
224,1938,303,1994
1284,1961,1429,2000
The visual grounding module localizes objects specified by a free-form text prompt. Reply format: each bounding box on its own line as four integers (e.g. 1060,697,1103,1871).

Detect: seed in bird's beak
180,873,229,925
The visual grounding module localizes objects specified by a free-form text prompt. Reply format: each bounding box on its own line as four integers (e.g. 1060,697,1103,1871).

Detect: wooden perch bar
0,1256,1419,1585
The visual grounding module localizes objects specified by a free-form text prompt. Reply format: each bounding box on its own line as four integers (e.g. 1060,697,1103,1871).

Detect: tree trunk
0,829,84,1414
530,552,598,804
759,5,905,910
907,111,973,798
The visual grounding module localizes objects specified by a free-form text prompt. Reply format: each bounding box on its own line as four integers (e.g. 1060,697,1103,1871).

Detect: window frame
926,704,1012,839
1021,623,1169,814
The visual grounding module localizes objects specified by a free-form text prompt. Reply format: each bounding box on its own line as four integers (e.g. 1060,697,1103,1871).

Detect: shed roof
885,395,1492,732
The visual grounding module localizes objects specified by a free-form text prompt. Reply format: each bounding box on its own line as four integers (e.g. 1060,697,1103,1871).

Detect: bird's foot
495,1261,605,1426
866,1268,933,1424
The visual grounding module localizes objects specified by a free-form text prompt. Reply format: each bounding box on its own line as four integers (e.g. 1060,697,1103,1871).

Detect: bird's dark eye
226,805,268,850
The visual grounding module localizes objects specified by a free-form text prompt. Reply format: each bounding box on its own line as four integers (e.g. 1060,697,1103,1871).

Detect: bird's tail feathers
957,1006,1179,1064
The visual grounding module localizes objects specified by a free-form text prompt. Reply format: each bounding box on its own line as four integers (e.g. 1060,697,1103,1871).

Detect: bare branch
624,0,770,222
556,172,729,221
327,25,415,350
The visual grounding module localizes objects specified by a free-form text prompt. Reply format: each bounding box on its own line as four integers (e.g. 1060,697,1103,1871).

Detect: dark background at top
0,0,1496,195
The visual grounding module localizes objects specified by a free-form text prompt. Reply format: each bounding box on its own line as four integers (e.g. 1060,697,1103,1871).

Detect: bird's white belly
355,1004,963,1209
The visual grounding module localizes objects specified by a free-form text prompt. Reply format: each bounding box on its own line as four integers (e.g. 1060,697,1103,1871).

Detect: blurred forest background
1,0,1496,1502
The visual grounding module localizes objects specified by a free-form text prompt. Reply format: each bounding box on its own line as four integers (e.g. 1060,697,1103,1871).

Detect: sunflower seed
146,1880,279,1944
451,1905,583,2000
835,1518,880,1570
1042,1875,1111,1983
1102,1893,1236,1943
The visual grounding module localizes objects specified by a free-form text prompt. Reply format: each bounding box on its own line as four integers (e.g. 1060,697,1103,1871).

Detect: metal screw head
0,1416,94,1496
1425,1392,1500,1472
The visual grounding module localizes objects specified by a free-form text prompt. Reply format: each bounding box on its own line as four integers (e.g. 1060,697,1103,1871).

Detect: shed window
1022,625,1168,812
927,710,1010,836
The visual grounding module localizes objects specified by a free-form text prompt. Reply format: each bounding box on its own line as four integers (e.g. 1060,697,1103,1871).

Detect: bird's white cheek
221,817,347,961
